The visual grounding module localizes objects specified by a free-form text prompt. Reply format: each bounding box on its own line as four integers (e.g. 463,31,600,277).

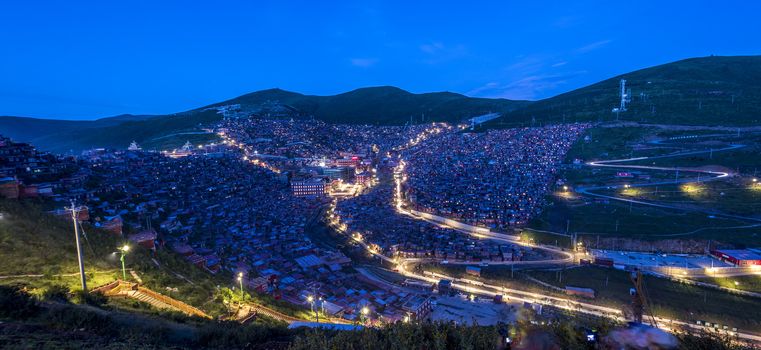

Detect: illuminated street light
734,281,740,287
237,272,245,299
118,244,130,280
307,295,317,322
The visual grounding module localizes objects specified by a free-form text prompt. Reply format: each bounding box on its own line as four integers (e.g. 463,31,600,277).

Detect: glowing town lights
734,281,740,286
307,295,314,303
361,306,370,315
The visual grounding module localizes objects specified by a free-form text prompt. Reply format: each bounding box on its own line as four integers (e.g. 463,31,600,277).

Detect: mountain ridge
2,55,761,153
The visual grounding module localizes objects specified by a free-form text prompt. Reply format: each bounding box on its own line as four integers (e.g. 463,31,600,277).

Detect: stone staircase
91,280,210,319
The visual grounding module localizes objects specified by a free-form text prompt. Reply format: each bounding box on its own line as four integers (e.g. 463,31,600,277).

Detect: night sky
2,1,760,119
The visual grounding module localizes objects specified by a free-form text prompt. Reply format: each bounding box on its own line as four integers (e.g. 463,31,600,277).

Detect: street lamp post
118,245,130,280
318,297,325,323
361,306,370,325
237,272,245,300
307,295,316,322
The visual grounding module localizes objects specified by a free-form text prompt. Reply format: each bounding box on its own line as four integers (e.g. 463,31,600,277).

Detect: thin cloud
419,42,468,64
420,42,445,54
575,39,612,54
551,61,567,67
349,58,379,68
467,71,587,100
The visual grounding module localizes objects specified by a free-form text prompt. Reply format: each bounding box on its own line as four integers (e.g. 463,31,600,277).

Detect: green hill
0,87,525,153
3,55,761,153
488,55,761,127
210,86,528,124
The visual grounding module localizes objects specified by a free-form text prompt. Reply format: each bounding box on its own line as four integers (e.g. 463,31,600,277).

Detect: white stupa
128,141,142,151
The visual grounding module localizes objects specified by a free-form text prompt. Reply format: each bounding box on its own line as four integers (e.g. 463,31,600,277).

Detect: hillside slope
0,86,525,153
488,55,761,127
210,86,527,124
0,199,229,315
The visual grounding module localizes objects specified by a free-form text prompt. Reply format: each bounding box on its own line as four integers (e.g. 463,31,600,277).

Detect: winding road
577,143,761,223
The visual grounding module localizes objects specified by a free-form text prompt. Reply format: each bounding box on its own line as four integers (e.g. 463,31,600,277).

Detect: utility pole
67,202,87,293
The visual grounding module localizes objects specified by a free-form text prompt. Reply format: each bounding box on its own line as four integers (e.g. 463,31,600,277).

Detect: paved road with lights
348,241,761,342
396,265,761,343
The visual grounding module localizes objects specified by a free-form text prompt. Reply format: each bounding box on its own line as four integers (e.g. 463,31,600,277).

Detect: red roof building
711,249,761,267
128,229,158,250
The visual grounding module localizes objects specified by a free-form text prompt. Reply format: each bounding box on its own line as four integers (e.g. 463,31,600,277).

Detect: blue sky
1,1,760,119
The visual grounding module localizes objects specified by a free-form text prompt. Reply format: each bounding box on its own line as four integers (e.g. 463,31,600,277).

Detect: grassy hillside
0,87,523,153
0,199,316,320
0,110,221,153
209,86,528,124
489,55,761,127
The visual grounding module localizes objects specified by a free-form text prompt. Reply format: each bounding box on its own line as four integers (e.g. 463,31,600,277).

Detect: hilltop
488,55,761,127
2,55,761,153
209,86,527,125
0,87,525,153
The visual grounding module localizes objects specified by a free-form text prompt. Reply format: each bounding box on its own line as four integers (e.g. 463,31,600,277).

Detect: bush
71,290,108,306
45,305,117,336
41,284,70,302
196,321,290,348
0,285,40,319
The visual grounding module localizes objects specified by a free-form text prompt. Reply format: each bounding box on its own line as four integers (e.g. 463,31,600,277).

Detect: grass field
598,179,761,216
695,275,761,294
565,126,656,161
628,139,761,175
529,196,761,246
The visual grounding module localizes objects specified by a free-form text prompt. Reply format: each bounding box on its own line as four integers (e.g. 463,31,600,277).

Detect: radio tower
612,79,631,121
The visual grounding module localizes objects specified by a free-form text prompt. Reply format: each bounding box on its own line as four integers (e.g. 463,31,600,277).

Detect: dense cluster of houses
217,117,433,160
403,124,590,228
0,136,87,199
335,178,551,263
0,120,584,322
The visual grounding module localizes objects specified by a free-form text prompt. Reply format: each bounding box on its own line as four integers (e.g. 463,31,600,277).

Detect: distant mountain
2,56,760,153
206,86,528,124
487,55,761,127
0,87,526,153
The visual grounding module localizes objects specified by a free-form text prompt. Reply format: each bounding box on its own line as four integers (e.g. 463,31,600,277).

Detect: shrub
71,290,108,306
41,284,70,302
0,285,40,319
